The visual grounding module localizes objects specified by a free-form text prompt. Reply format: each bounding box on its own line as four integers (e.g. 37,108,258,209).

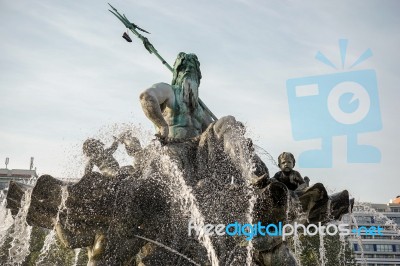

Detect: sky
0,0,399,204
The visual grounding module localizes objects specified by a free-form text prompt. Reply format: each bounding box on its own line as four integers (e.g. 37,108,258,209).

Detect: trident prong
108,3,217,121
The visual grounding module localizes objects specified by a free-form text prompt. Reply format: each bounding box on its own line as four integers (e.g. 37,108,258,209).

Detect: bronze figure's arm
140,83,174,138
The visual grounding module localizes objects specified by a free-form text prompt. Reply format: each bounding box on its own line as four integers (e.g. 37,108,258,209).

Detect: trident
108,3,217,121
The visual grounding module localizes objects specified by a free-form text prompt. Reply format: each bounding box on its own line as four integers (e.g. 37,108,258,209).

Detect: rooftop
0,168,38,178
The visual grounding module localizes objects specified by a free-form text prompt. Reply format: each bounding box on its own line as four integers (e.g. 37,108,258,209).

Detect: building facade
343,198,400,266
0,168,38,190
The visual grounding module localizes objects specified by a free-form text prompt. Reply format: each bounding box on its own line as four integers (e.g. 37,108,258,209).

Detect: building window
375,254,393,258
376,244,393,252
387,217,400,224
361,235,373,239
374,235,391,240
342,216,350,223
362,244,374,251
357,216,373,224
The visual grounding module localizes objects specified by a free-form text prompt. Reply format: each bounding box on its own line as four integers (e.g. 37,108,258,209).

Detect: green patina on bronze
171,52,202,87
169,53,204,137
108,3,217,121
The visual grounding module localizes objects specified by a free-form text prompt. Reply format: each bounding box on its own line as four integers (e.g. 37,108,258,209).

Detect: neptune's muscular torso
140,53,213,140
161,85,207,139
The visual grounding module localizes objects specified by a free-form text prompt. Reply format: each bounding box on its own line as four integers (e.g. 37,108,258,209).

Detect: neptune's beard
181,75,199,111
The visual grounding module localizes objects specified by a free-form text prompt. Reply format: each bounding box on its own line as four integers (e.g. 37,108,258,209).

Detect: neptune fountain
3,5,353,265
4,51,353,266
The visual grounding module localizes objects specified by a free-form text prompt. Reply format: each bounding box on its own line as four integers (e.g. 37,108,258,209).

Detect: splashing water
338,202,356,266
292,234,303,266
0,190,14,248
134,234,201,266
348,210,367,265
245,193,256,266
338,233,347,266
36,185,69,264
348,202,400,266
72,248,81,266
355,202,400,233
159,152,220,266
318,231,327,266
158,137,257,266
223,125,259,266
243,158,257,266
8,189,33,265
1,124,339,265
36,229,57,264
253,144,279,170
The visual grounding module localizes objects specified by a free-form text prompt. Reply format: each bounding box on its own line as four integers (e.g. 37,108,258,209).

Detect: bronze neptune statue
5,4,353,266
